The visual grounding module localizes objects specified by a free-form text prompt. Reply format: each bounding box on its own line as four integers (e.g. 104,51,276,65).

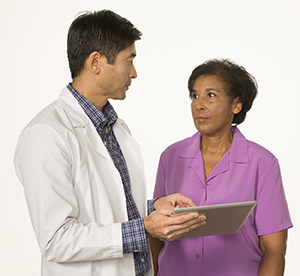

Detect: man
14,10,205,276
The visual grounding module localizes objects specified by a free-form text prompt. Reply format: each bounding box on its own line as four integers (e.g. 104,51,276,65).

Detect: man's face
98,43,137,100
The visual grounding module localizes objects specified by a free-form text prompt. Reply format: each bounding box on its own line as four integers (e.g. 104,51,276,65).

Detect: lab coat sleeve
14,123,124,263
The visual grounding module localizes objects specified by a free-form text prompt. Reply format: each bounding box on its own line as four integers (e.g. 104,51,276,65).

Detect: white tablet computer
171,201,257,239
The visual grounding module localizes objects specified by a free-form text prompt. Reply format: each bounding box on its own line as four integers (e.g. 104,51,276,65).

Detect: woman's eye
207,92,216,98
190,93,198,100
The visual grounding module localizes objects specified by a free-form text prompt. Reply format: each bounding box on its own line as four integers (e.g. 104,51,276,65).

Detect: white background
1,0,299,275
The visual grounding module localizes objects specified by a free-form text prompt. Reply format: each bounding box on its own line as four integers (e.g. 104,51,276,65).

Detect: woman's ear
232,98,242,115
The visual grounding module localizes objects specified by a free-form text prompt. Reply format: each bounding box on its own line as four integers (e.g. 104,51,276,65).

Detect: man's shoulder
25,101,58,127
19,90,78,142
22,87,80,132
23,99,69,133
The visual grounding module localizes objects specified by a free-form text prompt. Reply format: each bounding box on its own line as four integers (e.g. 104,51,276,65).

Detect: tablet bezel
171,201,257,239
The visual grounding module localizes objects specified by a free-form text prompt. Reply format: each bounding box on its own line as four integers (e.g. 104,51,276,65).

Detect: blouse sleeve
255,158,293,236
153,154,167,199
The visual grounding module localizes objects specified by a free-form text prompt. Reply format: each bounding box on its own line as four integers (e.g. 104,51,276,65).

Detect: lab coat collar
57,87,112,159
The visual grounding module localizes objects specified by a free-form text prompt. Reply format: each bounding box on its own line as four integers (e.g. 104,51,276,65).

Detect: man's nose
131,64,137,79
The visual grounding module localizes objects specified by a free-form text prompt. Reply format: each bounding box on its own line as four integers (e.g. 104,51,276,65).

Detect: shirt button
102,118,105,122
104,141,107,146
141,258,145,262
196,254,200,258
133,250,138,253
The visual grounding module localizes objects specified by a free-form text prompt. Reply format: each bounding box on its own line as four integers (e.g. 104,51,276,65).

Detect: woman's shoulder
161,132,200,156
233,128,277,168
234,127,275,159
247,139,277,162
233,127,278,165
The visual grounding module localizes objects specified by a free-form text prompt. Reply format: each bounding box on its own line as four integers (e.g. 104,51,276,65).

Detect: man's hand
144,193,206,241
153,193,197,210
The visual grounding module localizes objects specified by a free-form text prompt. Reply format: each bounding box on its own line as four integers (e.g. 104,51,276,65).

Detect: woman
150,59,292,276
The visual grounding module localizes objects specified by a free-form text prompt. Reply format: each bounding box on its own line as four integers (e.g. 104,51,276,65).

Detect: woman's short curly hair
188,59,258,125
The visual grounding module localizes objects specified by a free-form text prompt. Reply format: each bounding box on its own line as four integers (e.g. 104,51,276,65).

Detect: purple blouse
154,127,292,276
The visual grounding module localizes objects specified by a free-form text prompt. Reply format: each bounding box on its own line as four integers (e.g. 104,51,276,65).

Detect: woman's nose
195,98,205,111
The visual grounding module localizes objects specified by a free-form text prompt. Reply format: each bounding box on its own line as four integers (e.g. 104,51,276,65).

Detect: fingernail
200,215,206,221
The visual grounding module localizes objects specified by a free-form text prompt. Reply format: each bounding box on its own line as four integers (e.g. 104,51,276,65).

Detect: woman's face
190,75,241,137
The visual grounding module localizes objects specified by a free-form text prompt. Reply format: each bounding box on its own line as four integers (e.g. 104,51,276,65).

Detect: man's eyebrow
128,52,136,59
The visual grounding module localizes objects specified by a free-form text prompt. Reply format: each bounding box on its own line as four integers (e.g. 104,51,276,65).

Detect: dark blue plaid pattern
68,84,150,275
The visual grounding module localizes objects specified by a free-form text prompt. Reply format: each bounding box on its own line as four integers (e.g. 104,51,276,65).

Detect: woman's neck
200,131,234,153
200,130,234,179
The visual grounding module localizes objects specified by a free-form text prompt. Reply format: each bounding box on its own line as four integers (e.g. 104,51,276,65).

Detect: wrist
153,197,161,210
143,217,151,238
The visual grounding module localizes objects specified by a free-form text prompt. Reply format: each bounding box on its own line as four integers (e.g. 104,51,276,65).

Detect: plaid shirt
68,84,154,275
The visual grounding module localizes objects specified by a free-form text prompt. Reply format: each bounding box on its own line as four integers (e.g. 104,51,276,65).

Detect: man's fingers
157,207,204,222
161,214,206,241
144,206,206,241
162,218,206,241
171,193,197,208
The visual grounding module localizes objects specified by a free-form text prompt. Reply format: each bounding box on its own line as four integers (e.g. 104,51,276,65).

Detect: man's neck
71,79,108,111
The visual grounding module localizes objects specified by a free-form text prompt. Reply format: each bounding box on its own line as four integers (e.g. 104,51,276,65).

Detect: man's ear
87,51,103,74
232,98,242,115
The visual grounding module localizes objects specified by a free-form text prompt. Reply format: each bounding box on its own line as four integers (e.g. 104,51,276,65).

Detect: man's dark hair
188,59,258,125
67,10,142,79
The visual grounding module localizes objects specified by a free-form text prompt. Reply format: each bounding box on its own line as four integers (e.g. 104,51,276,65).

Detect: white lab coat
14,87,153,276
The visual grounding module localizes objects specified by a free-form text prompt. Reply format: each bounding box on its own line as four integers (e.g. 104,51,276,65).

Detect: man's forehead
118,43,136,58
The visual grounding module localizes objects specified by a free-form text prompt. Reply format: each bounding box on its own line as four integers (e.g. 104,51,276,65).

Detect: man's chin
112,93,126,101
119,93,126,100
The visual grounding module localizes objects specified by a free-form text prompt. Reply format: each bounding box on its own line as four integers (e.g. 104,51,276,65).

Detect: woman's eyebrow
206,88,220,93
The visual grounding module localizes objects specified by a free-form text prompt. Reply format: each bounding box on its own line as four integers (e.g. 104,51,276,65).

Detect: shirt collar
67,83,118,130
179,126,249,164
228,126,249,163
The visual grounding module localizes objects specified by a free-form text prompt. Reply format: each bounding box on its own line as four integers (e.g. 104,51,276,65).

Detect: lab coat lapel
58,87,146,215
113,119,146,216
58,87,111,160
